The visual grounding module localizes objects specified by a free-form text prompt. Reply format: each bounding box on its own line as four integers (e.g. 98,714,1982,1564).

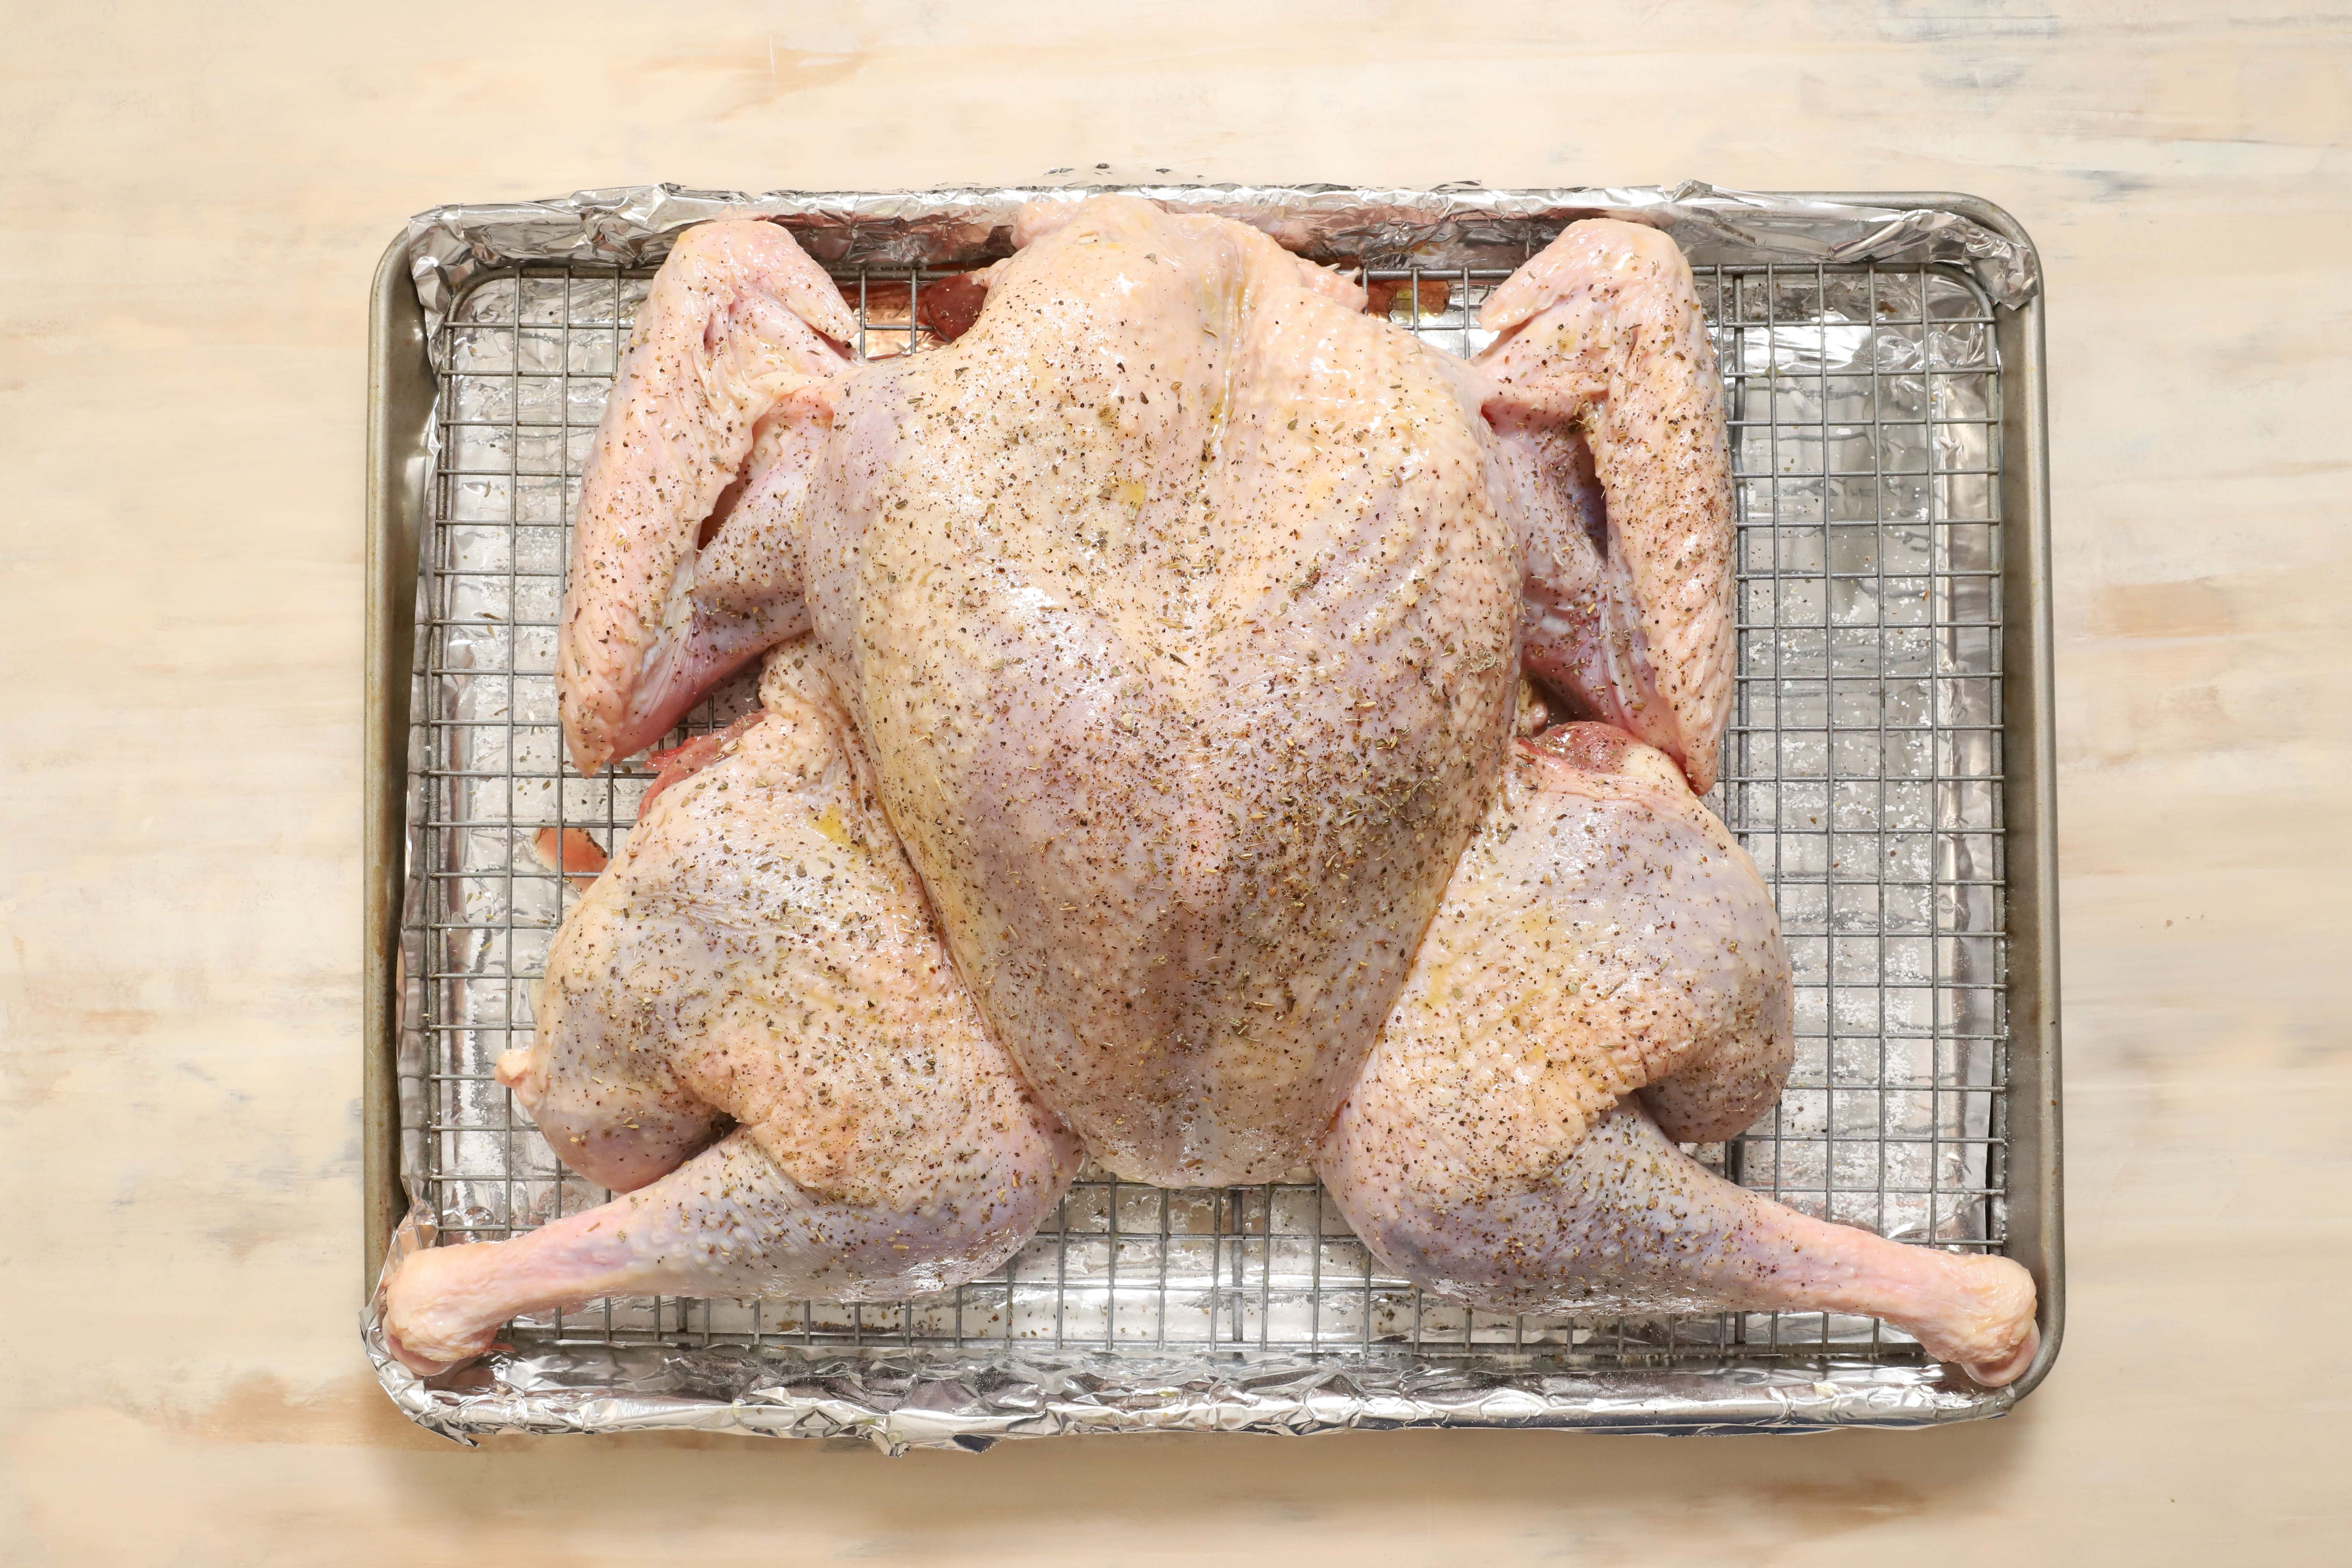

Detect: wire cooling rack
408,253,2005,1367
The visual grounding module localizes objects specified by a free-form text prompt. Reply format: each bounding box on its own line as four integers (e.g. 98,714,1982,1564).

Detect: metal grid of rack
410,252,2005,1366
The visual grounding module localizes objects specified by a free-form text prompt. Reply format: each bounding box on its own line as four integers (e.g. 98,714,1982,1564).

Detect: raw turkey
384,196,2038,1387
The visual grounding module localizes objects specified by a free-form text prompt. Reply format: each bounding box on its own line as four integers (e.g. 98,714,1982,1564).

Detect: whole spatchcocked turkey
385,195,2038,1388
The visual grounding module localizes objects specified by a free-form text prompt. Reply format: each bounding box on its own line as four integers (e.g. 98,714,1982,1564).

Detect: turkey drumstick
1320,724,2038,1385
386,647,1078,1373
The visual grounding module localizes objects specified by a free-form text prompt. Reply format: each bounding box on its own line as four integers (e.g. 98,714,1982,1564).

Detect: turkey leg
1335,1097,2039,1386
1320,722,2038,1385
385,645,1080,1373
383,1120,1072,1375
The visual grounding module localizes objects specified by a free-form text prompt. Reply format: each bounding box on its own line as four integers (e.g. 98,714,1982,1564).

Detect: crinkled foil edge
365,1216,1996,1453
368,179,2029,1449
403,179,2036,342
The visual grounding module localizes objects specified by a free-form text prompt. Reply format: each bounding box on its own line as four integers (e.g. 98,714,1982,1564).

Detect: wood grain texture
2,2,2347,1562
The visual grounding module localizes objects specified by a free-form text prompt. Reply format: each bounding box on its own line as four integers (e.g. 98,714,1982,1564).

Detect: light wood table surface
3,3,2346,1562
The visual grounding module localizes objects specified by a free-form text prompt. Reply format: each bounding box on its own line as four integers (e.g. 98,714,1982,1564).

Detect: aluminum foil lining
403,179,2038,338
366,1211,1989,1452
366,181,2029,1449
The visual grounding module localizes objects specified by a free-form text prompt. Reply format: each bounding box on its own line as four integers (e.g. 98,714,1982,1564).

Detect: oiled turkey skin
1479,220,1736,795
384,647,1080,1374
1321,720,1794,1229
1317,723,2038,1384
801,197,1521,1186
557,220,854,773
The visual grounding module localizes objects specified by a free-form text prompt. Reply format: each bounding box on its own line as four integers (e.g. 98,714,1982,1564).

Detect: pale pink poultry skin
559,221,854,773
815,202,1514,1189
384,197,2038,1385
385,649,1078,1372
1479,222,1737,793
1322,722,2035,1382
